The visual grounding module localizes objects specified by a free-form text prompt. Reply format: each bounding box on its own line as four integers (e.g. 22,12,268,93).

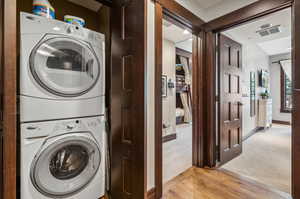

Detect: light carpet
163,124,193,183
222,124,291,193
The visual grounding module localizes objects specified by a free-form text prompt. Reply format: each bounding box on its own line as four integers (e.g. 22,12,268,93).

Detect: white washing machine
20,12,105,122
21,116,106,199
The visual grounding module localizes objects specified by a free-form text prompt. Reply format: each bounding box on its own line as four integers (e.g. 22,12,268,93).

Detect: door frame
154,0,206,198
2,0,17,199
203,0,300,197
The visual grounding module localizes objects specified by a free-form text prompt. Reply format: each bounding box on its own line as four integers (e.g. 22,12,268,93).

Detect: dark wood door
0,0,2,195
110,0,146,198
0,134,2,199
218,34,243,165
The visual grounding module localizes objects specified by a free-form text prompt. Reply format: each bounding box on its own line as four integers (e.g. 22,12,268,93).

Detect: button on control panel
67,25,85,37
60,120,80,131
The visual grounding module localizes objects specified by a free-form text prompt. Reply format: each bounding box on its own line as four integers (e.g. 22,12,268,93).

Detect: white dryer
20,12,105,122
21,116,106,199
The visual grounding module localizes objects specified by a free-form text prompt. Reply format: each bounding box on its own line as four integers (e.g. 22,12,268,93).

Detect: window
281,68,292,113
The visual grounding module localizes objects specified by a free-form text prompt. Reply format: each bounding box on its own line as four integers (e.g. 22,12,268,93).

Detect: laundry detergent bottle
33,0,55,19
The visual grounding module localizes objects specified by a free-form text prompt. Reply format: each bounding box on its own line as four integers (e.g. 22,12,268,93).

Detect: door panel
0,0,3,196
0,134,2,199
219,34,243,165
110,0,146,198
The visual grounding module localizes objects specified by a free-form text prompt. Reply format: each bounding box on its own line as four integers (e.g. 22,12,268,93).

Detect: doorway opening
161,16,193,183
154,2,204,198
216,7,292,194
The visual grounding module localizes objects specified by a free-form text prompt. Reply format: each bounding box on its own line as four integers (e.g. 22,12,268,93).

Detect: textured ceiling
163,19,192,43
163,19,193,52
194,0,224,9
224,8,291,55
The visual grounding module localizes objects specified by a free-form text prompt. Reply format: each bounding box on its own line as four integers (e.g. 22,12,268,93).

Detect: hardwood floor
163,167,292,199
100,194,109,199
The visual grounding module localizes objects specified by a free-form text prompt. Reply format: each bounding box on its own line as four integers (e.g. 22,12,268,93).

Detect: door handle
237,102,244,106
26,126,38,130
26,135,49,140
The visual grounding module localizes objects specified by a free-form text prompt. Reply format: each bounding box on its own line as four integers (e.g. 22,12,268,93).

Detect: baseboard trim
147,187,156,199
272,120,291,125
243,127,261,141
162,133,177,143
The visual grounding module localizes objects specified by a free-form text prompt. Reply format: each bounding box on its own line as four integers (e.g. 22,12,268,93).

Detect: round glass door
31,135,101,197
49,145,89,180
30,36,100,97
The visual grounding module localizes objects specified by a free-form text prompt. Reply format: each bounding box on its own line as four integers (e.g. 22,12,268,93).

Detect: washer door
31,134,101,197
30,36,100,97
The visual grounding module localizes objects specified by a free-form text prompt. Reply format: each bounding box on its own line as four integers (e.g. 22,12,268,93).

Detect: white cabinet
258,99,272,128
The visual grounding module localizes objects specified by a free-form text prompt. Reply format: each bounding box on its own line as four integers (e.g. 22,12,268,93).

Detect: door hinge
215,95,220,102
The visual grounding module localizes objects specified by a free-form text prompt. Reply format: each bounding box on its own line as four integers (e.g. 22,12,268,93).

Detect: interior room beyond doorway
217,7,292,194
161,17,193,184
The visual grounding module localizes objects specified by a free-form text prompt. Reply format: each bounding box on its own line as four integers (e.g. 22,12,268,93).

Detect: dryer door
30,36,101,97
31,133,101,197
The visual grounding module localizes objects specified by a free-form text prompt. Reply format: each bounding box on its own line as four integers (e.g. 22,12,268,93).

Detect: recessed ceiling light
53,27,61,31
183,29,190,35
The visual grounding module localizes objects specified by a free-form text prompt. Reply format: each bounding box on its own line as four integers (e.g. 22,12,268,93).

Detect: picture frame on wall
250,71,256,117
258,69,269,88
162,75,167,97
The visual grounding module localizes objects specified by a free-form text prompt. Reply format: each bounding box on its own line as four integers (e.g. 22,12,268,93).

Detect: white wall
146,0,155,190
162,39,176,136
241,43,270,138
270,53,292,122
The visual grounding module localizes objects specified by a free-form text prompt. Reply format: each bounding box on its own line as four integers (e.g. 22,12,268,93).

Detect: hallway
163,167,291,199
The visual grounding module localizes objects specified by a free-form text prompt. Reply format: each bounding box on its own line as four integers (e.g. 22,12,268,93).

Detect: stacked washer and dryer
20,12,106,199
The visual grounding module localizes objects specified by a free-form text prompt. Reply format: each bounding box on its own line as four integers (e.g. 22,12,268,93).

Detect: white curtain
180,56,192,85
280,59,292,80
180,93,192,123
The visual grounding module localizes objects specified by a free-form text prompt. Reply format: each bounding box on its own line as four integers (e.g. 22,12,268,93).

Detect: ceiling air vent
260,24,272,29
259,30,269,37
256,24,281,37
269,26,281,34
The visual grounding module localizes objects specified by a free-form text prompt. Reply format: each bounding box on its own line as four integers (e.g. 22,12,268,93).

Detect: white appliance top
20,12,104,46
